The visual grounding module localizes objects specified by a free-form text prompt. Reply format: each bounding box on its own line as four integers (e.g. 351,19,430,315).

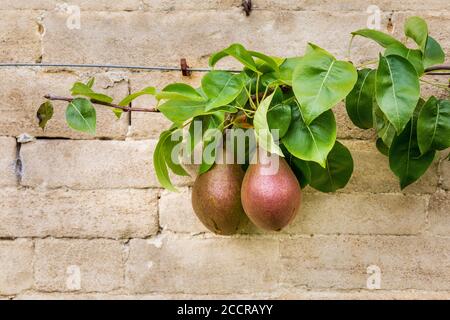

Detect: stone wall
0,0,449,299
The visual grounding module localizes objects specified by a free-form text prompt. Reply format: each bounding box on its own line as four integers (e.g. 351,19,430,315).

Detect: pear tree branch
44,95,159,113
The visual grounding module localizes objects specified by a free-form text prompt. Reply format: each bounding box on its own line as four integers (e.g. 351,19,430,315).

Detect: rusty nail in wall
242,0,252,16
180,58,192,76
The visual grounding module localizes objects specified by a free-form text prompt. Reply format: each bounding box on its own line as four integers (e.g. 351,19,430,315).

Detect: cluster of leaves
38,16,449,192
347,16,449,188
37,77,140,135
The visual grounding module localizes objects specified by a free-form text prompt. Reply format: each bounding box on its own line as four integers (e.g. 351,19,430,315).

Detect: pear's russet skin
241,156,302,231
191,164,249,235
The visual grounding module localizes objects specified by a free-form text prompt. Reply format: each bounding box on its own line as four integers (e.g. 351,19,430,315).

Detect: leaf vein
355,70,372,125
312,60,336,108
70,101,94,133
385,57,401,130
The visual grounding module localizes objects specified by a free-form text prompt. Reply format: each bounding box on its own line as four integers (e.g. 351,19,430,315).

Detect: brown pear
241,155,302,231
191,164,248,235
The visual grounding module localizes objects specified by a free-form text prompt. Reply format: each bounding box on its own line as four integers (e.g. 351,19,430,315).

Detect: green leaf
292,49,357,124
198,141,217,175
414,97,426,118
186,115,223,157
375,54,420,133
260,56,304,87
282,106,336,167
187,118,205,157
271,87,284,106
283,144,312,188
389,119,435,189
291,159,311,188
309,141,354,193
66,98,96,135
119,86,156,106
115,86,156,120
275,57,304,86
37,101,54,130
201,71,245,111
163,130,190,177
253,92,284,156
156,83,205,101
158,99,236,125
86,78,95,88
199,129,223,175
249,50,280,72
71,82,113,104
269,56,286,66
305,42,332,56
423,36,445,68
112,109,123,120
209,43,260,74
267,104,292,138
385,43,424,75
285,153,311,188
206,113,225,134
351,29,403,48
345,69,375,129
417,97,450,154
373,101,396,147
260,74,281,88
234,87,249,108
153,130,178,192
376,138,389,156
404,16,428,52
